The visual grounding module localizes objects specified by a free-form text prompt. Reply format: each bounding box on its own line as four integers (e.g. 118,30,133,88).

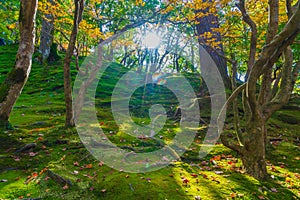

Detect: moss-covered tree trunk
0,0,38,128
63,0,84,127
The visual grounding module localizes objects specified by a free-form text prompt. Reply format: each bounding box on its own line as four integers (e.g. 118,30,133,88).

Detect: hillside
0,45,299,200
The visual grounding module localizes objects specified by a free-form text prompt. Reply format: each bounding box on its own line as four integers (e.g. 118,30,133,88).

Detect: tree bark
220,1,300,180
0,0,37,128
63,0,85,127
236,0,258,80
39,0,55,64
195,0,230,88
241,118,268,180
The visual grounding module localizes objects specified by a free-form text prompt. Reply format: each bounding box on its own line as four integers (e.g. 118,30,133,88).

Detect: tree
0,0,38,129
63,0,85,127
220,0,300,180
39,0,55,64
194,0,230,88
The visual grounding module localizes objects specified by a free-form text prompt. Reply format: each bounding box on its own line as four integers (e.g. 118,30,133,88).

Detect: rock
15,143,37,154
30,121,47,126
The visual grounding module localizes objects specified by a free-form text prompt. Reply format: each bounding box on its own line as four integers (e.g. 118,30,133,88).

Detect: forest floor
0,45,299,200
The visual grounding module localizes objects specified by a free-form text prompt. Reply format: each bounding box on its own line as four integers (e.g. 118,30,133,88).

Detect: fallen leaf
200,161,208,166
213,155,221,161
230,193,236,198
60,155,66,161
73,161,79,166
0,179,8,182
29,152,38,157
270,188,278,193
85,164,93,169
72,170,79,175
211,160,218,165
101,189,106,193
62,184,69,190
83,174,94,179
182,178,189,184
214,171,224,175
32,172,38,177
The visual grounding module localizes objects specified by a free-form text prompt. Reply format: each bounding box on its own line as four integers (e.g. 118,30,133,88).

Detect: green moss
277,112,300,124
0,45,299,199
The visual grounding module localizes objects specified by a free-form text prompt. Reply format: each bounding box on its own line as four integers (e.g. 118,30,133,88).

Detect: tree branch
236,0,257,79
246,3,300,115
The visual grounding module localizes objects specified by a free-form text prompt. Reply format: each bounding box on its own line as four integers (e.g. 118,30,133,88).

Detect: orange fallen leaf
85,164,93,169
230,193,236,198
60,155,66,161
32,172,38,177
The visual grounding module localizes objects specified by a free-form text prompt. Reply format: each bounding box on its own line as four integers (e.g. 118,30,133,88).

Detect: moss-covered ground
0,45,299,200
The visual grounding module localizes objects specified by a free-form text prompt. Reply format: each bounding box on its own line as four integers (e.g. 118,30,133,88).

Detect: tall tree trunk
39,0,54,64
63,0,84,127
0,0,37,129
195,0,230,88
